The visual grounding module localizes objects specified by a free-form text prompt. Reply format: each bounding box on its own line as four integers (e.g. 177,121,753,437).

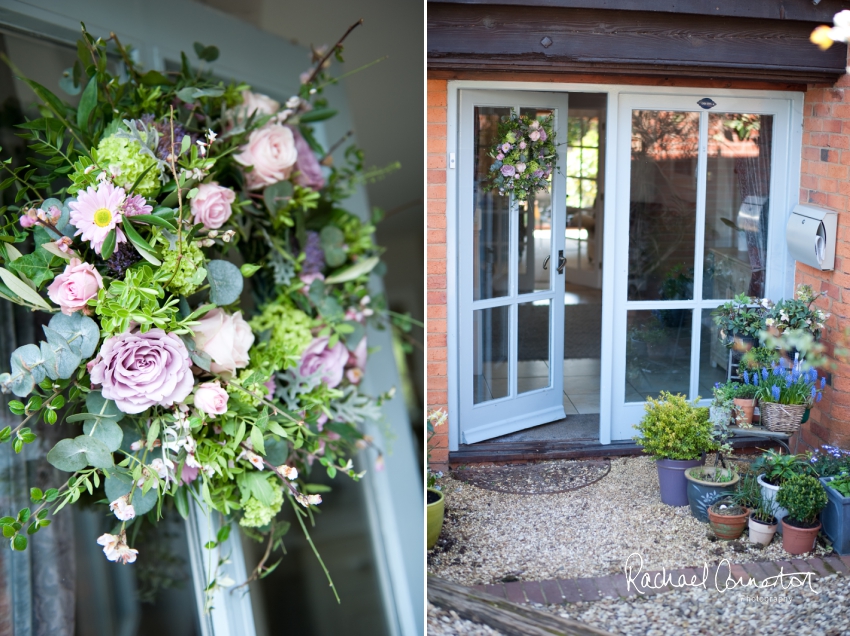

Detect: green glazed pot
427,487,445,549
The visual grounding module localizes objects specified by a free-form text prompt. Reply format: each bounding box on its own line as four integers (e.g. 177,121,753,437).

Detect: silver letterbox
785,203,837,271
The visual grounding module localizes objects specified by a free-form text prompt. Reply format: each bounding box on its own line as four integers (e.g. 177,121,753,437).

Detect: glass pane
704,113,773,300
628,111,699,301
518,108,554,295
517,299,551,393
699,308,729,398
472,305,510,404
473,107,512,301
625,309,692,402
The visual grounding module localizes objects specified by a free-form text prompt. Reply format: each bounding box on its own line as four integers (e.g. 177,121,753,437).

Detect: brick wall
428,79,449,469
797,57,850,451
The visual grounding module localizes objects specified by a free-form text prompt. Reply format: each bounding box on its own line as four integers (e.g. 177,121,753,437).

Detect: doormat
452,459,610,495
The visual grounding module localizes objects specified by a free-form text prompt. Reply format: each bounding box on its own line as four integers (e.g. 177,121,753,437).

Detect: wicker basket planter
760,402,806,433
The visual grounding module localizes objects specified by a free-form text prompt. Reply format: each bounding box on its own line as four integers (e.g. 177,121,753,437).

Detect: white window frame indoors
0,2,422,635
445,79,804,452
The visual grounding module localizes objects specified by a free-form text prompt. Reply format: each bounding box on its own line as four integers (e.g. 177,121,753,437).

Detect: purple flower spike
771,385,781,402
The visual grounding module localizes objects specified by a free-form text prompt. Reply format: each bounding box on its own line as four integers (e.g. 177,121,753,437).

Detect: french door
458,90,569,444
611,93,792,439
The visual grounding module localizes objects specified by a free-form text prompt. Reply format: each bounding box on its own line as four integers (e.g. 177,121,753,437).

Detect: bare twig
302,19,364,88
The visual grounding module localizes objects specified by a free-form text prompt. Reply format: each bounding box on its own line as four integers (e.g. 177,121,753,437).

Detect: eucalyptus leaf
104,472,158,515
206,260,243,305
264,438,289,466
48,313,99,358
82,419,123,453
46,438,87,472
74,435,113,469
42,326,81,379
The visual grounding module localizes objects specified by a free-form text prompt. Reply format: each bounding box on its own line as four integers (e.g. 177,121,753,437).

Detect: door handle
557,250,567,274
542,255,550,270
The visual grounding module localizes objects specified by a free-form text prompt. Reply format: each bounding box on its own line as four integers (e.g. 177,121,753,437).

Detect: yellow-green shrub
633,392,716,460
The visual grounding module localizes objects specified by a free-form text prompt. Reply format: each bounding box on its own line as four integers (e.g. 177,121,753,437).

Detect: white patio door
458,90,569,444
611,93,792,440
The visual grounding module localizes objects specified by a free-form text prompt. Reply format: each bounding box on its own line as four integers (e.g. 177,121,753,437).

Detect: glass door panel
628,110,699,302
473,107,512,301
459,90,569,444
704,113,774,300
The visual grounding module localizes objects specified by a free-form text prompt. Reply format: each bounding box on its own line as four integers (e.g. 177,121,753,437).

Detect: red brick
427,91,447,107
427,170,446,184
427,155,447,169
427,259,446,274
427,185,446,200
427,230,447,244
428,245,447,259
428,215,447,229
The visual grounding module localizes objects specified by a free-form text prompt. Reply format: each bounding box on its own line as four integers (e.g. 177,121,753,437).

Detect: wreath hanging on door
487,114,557,201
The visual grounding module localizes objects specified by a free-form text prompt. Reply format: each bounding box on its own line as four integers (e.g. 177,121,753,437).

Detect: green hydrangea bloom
227,368,272,408
239,483,284,528
160,241,206,296
97,135,160,197
249,298,314,371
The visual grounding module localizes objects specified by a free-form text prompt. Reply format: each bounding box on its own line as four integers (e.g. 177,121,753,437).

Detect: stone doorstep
469,554,849,606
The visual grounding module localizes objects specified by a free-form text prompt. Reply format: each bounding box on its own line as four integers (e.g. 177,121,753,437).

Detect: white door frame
457,89,569,444
611,93,797,440
445,80,804,451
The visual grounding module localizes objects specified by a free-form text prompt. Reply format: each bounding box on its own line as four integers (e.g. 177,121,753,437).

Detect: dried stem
302,19,364,88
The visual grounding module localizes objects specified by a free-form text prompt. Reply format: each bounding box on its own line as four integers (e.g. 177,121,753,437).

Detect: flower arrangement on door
487,113,557,200
0,23,406,598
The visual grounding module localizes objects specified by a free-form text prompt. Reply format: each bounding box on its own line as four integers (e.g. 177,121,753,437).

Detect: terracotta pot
427,488,445,550
780,519,821,556
708,504,750,540
748,513,778,546
733,398,756,426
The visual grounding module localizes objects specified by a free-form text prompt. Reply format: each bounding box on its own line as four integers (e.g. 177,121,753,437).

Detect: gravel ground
428,456,833,586
543,572,849,636
427,603,503,636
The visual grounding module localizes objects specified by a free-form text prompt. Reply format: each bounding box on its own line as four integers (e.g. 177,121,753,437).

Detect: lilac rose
90,329,194,414
500,164,516,178
288,126,326,191
539,129,548,141
299,336,348,388
496,152,504,160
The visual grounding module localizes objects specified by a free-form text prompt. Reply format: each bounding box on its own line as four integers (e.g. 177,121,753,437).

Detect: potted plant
427,409,447,550
776,474,828,555
753,359,824,433
752,450,814,533
765,284,829,341
684,464,739,522
733,375,758,426
707,497,750,540
634,392,715,506
739,346,780,374
735,474,779,546
709,382,736,430
711,293,767,351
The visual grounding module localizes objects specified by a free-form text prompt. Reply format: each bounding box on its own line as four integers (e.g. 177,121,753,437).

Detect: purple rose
90,329,194,414
298,336,348,388
501,143,511,153
539,129,548,142
533,169,544,178
288,126,325,191
500,164,516,177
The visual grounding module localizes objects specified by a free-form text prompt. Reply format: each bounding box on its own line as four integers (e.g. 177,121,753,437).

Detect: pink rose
298,336,348,388
190,182,235,229
192,308,254,376
89,329,194,414
289,126,325,191
529,130,541,142
240,90,281,118
234,124,298,190
299,271,324,293
194,381,229,415
47,258,103,315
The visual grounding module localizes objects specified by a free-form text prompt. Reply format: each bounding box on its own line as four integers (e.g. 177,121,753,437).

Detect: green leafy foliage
776,474,828,525
633,392,716,460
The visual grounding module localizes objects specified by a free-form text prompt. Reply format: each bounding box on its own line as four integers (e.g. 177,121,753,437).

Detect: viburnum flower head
69,182,127,254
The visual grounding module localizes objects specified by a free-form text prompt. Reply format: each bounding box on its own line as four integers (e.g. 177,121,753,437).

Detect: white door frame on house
457,89,569,444
0,3,422,635
445,80,803,452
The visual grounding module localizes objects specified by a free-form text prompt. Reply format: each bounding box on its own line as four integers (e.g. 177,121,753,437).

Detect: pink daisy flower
69,182,127,255
123,194,152,217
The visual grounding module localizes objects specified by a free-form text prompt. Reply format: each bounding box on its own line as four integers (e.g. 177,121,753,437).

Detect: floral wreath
487,114,556,201
0,22,415,605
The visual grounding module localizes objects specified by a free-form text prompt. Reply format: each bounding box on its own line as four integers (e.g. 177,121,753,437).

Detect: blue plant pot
820,476,850,556
657,458,703,506
685,467,739,522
